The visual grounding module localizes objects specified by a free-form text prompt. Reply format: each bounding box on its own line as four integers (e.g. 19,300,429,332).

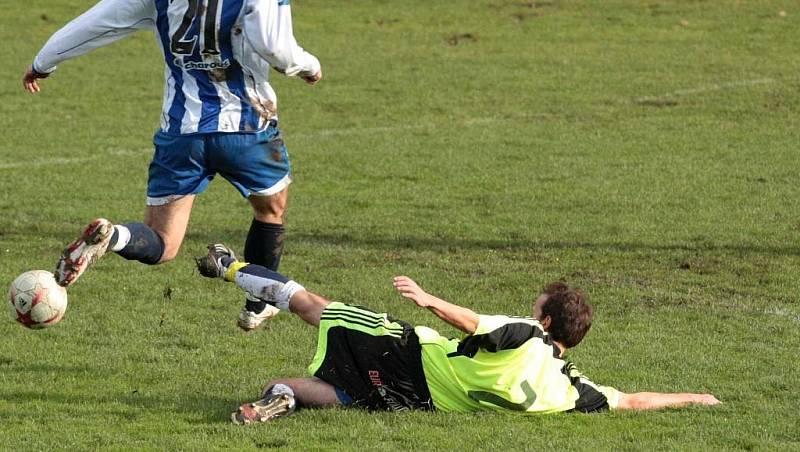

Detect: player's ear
532,293,548,321
540,315,552,331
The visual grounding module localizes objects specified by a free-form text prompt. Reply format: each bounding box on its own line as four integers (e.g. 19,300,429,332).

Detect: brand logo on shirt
174,57,231,71
368,370,383,387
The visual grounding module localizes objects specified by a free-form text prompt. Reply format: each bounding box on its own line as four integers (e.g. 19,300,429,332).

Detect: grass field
2,0,800,449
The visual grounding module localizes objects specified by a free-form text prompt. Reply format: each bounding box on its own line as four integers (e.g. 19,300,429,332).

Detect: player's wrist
30,63,52,79
421,293,437,308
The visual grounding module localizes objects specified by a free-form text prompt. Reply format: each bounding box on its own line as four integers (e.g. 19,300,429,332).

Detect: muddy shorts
308,302,434,411
147,121,290,206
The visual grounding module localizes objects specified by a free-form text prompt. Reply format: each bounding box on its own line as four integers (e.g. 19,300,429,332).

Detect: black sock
221,256,236,268
245,219,285,271
113,223,165,265
243,219,285,312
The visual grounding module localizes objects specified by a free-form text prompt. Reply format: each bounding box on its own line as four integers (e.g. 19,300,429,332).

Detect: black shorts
307,302,434,411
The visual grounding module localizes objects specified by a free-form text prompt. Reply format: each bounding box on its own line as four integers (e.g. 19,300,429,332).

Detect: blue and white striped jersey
33,0,320,135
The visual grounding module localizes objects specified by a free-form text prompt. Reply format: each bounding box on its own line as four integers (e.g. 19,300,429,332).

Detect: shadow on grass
0,360,110,376
187,230,800,257
0,389,239,423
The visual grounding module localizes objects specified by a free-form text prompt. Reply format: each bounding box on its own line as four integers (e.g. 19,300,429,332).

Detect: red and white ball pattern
7,270,68,329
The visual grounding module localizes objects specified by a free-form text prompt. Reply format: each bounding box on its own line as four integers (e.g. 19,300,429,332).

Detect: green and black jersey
415,315,619,413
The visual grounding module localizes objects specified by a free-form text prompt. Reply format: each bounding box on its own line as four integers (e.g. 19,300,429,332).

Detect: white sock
267,383,295,397
274,281,305,311
110,225,131,252
235,273,304,311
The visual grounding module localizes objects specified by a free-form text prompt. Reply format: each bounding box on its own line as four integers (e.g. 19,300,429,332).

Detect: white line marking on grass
293,123,429,138
636,77,777,103
292,116,506,139
106,148,151,156
0,148,151,171
670,78,775,96
0,156,96,170
762,307,800,323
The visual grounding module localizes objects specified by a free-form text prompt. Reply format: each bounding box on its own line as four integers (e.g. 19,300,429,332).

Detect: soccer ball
7,270,68,329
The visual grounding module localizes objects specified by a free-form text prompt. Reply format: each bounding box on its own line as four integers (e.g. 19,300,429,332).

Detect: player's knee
250,191,287,223
252,204,285,223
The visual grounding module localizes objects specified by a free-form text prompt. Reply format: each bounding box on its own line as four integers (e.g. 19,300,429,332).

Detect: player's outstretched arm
26,0,156,93
393,276,479,334
615,391,721,411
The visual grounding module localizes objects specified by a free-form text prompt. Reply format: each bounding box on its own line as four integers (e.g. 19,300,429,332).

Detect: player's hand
393,276,433,308
23,66,49,93
301,70,322,85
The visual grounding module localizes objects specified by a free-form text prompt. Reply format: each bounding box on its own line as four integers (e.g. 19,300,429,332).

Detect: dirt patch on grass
636,97,679,107
446,33,478,46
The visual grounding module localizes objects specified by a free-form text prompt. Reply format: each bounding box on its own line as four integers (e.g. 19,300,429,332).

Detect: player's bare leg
232,377,340,425
239,188,289,330
249,187,287,225
262,377,340,407
144,195,195,263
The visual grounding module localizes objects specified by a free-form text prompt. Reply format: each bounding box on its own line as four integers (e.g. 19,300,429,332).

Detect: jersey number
467,381,537,411
170,0,221,56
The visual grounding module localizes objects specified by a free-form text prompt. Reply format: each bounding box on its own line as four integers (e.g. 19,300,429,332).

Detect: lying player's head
532,282,593,349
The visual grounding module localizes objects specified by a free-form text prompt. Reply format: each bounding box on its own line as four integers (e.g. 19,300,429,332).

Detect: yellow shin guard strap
224,261,248,282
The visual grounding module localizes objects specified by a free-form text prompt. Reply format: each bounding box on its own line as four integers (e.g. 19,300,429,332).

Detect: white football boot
55,218,114,287
237,301,280,331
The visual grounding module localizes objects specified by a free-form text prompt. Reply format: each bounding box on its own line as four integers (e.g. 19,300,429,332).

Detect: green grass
2,0,800,449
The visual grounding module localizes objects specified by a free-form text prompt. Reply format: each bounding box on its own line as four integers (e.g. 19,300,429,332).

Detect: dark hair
540,282,593,348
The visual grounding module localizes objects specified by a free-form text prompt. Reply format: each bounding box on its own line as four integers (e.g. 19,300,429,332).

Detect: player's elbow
462,317,478,335
244,33,289,71
256,41,293,71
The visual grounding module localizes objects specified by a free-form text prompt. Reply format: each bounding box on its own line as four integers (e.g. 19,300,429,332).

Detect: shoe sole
231,394,292,425
56,219,113,287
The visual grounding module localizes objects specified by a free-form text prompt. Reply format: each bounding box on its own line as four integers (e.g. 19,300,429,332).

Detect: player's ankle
245,299,268,314
223,261,247,282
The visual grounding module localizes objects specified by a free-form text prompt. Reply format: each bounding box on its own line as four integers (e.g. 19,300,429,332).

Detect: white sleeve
241,0,320,77
33,0,156,74
598,386,621,410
